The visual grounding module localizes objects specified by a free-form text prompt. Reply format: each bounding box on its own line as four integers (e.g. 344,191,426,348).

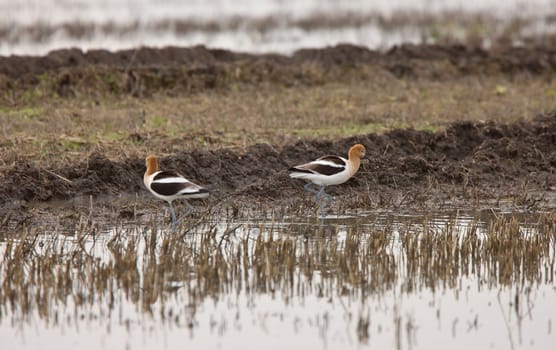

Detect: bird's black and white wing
289,155,347,177
151,171,209,198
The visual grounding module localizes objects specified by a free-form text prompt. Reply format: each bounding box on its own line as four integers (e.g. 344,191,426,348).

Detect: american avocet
289,144,366,215
143,155,209,228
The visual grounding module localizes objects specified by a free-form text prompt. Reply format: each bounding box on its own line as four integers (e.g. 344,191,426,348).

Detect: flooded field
2,1,556,349
2,0,556,55
1,208,554,349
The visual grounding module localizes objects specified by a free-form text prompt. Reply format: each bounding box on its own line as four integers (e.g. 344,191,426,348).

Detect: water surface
2,0,556,55
1,209,554,349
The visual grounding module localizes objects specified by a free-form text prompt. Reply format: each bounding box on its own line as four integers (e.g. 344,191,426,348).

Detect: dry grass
2,71,556,164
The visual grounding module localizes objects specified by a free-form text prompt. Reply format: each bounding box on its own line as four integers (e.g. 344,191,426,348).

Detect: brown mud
1,113,555,221
1,43,556,225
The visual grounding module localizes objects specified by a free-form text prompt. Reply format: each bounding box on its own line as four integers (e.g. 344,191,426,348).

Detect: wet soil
1,43,556,225
1,113,555,221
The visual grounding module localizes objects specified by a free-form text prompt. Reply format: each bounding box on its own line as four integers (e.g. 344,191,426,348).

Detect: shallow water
1,0,556,55
0,209,554,349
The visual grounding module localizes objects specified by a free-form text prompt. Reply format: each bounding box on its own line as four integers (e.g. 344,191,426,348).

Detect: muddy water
0,209,554,349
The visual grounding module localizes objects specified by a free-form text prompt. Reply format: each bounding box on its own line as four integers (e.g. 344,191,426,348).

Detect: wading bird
143,155,209,229
289,144,366,216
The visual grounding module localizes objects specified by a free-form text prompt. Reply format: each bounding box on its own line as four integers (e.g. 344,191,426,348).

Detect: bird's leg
182,199,194,217
168,201,179,229
316,186,332,205
324,192,333,208
316,185,327,217
305,183,329,217
304,182,319,194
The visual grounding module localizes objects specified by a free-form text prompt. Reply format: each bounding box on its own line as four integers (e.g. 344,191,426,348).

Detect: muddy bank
2,42,556,101
2,42,556,79
1,114,555,217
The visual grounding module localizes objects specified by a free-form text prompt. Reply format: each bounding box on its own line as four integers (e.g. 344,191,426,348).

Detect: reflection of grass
0,210,553,337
